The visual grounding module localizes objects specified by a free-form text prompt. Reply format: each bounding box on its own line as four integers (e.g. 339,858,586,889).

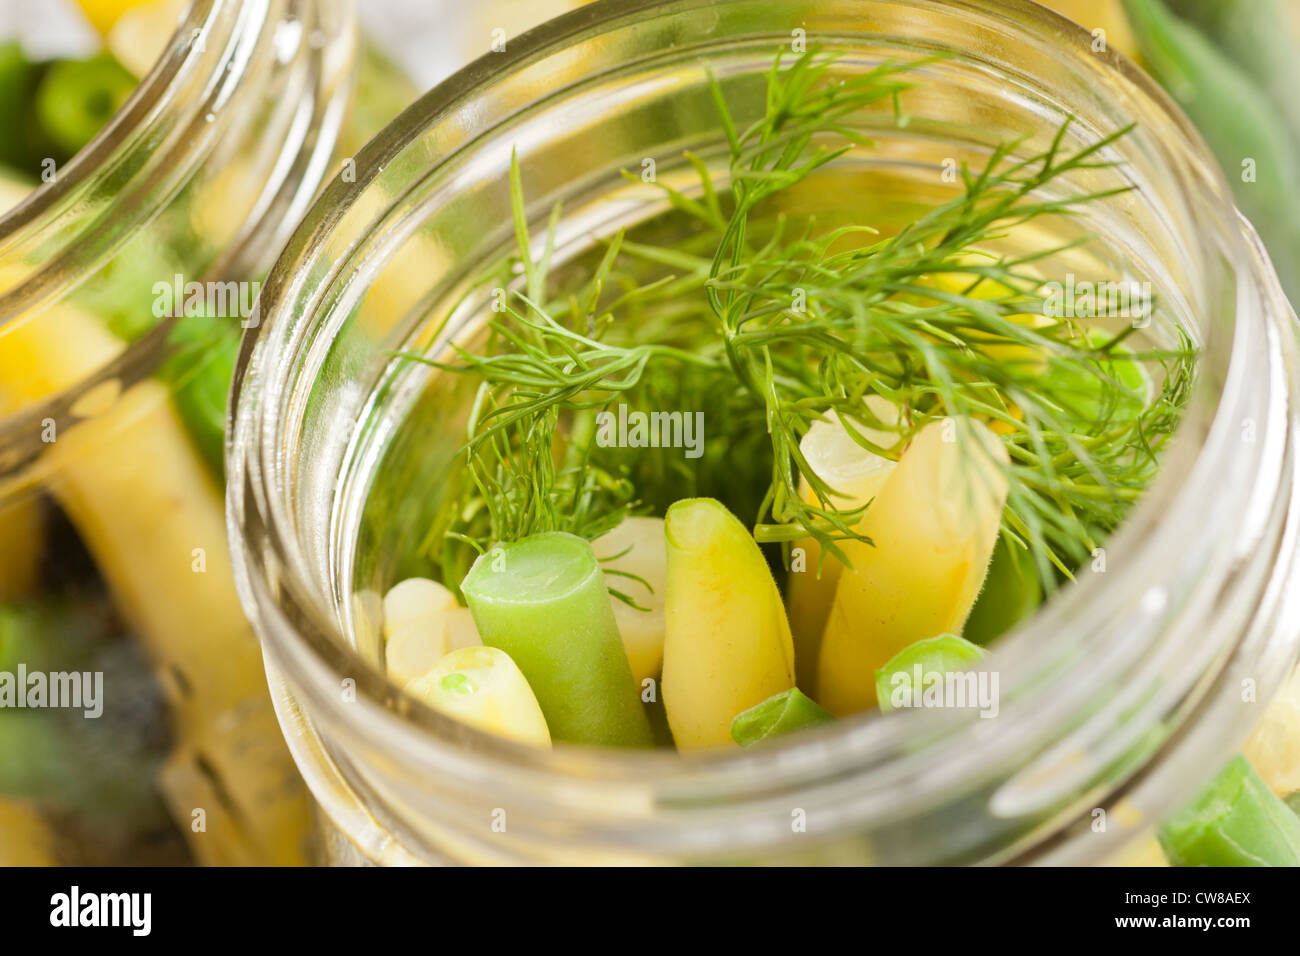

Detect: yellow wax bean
662,498,795,748
406,646,551,747
787,397,897,693
1039,1,1139,60
74,0,159,35
0,799,56,866
0,498,43,602
105,0,184,77
817,418,1009,715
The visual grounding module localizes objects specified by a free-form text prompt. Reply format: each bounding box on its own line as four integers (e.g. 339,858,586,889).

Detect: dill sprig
411,48,1195,593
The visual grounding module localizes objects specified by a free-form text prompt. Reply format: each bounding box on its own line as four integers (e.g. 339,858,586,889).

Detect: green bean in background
1157,754,1300,866
731,687,834,747
0,601,173,839
35,51,136,160
1123,0,1300,303
875,633,988,713
157,312,242,479
0,44,64,177
963,536,1041,646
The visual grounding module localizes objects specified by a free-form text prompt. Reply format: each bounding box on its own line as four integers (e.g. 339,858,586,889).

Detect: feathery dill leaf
407,48,1195,593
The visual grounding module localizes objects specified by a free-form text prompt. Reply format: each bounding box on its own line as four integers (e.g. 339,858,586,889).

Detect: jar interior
295,38,1220,702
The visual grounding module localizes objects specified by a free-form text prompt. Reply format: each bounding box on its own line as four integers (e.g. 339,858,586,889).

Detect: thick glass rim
0,0,351,325
230,0,1270,821
1,0,228,320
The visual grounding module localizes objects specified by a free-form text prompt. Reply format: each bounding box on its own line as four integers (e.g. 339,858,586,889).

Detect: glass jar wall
0,0,355,865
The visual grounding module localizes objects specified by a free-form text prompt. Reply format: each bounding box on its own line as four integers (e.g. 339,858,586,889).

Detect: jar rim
0,0,353,326
230,0,1295,861
1,1,232,318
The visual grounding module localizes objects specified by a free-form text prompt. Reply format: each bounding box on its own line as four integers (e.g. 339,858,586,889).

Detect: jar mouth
230,0,1286,859
0,0,355,493
2,0,215,317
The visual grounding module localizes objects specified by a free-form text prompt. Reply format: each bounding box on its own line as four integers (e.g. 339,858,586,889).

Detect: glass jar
229,0,1300,865
0,0,355,864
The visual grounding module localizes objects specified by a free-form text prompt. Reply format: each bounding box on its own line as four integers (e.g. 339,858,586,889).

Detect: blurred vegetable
1167,0,1300,150
405,646,551,747
75,234,182,343
461,532,652,747
1244,661,1300,795
662,498,795,749
1123,0,1300,302
1106,834,1171,867
0,299,310,865
0,175,47,597
0,799,56,866
730,688,833,747
337,38,423,159
0,45,62,177
1039,0,1139,59
35,53,136,158
0,600,174,841
157,314,240,478
74,0,158,36
0,44,35,174
0,497,44,602
818,419,1008,715
106,0,184,78
1157,755,1300,866
875,633,988,713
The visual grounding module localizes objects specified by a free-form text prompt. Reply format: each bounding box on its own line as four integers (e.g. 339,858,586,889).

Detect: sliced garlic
381,577,458,641
385,619,451,687
594,516,667,686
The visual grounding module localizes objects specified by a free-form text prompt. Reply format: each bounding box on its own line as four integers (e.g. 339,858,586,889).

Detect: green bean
0,602,171,837
963,536,1041,646
157,313,241,479
875,633,987,713
0,44,61,176
461,532,653,747
1167,0,1300,150
730,688,834,746
1157,754,1300,866
35,52,136,158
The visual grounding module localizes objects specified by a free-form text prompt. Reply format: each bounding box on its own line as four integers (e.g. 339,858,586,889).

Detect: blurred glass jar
231,0,1300,865
0,0,356,864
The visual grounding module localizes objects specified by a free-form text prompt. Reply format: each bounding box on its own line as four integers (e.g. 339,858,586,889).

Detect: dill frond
407,48,1196,593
